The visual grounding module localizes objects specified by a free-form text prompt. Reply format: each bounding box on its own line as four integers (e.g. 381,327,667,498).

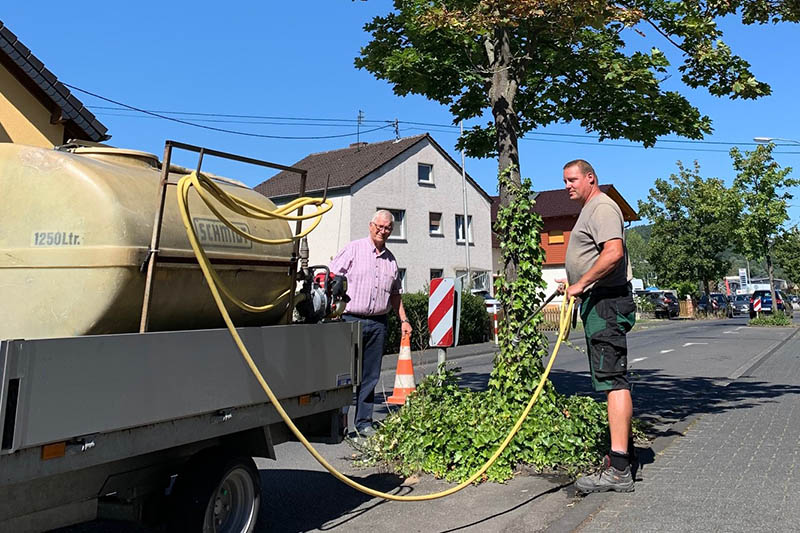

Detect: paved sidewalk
572,327,800,533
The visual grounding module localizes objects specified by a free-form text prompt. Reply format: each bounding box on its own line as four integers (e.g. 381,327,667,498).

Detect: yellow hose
177,171,576,501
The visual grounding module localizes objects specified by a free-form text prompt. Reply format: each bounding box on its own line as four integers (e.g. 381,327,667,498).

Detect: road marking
630,357,648,364
659,349,675,354
736,326,747,331
683,342,708,347
723,330,735,334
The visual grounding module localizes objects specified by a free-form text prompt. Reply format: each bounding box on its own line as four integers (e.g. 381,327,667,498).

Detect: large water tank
0,143,297,340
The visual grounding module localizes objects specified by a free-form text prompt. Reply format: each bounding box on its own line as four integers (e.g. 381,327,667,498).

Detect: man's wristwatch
401,319,410,324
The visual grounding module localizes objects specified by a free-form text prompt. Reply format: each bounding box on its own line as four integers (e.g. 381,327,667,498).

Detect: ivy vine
358,169,613,482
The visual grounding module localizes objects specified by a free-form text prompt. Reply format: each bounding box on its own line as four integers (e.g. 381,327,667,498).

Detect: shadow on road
549,367,800,446
257,470,405,532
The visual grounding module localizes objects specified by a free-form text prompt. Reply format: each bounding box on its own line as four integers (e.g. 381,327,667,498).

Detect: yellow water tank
0,143,296,340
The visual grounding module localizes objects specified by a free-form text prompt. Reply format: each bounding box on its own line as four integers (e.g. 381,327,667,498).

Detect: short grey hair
372,210,395,224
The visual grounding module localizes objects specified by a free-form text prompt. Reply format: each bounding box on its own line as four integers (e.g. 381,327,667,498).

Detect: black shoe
575,455,634,493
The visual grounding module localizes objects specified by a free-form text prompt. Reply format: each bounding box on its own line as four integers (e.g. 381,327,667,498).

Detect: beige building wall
350,139,493,293
0,63,64,147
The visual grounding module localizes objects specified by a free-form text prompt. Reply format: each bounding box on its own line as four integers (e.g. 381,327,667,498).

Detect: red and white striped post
492,308,499,344
754,297,762,318
429,278,457,369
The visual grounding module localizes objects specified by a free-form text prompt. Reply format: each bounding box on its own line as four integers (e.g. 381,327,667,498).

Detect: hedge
383,291,493,354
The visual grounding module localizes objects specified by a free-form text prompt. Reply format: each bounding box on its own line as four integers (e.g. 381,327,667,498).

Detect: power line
87,105,391,124
71,85,800,151
66,83,392,140
93,111,369,128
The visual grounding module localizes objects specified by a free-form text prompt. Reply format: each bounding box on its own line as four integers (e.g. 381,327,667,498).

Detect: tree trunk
766,248,778,317
488,25,520,282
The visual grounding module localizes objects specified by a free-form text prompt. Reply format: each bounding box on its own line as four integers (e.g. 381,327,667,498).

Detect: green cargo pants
580,283,637,392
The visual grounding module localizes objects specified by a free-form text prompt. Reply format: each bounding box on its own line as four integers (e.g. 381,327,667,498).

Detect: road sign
753,297,762,312
429,277,457,347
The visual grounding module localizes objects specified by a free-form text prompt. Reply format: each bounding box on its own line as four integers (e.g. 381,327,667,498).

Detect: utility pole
356,110,364,146
460,120,471,289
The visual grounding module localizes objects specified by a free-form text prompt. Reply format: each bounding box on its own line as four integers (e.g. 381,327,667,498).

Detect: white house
255,134,495,293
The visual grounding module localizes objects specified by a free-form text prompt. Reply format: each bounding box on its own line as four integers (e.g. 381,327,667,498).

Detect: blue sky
4,3,799,223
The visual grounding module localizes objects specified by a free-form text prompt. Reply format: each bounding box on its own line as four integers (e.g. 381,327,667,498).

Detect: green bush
749,313,793,327
385,291,492,354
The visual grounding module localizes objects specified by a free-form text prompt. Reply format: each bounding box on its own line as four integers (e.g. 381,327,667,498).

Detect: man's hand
401,320,413,337
555,277,584,300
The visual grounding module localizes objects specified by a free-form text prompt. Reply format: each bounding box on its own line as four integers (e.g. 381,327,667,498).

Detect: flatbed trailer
0,321,361,532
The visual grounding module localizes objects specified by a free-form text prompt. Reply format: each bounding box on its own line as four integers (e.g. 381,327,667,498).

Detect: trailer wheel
170,453,261,533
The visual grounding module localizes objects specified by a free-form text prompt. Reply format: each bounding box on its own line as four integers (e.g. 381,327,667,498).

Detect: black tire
169,452,261,533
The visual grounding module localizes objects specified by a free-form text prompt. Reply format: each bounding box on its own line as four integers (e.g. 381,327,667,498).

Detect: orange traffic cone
387,333,416,405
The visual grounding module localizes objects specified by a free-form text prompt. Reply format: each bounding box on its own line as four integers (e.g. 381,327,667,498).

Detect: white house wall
275,191,351,265
349,138,493,293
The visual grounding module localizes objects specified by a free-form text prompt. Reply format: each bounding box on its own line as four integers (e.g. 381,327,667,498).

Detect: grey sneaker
575,456,634,493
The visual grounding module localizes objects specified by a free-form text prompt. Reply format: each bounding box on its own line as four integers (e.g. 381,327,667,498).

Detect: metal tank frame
139,140,319,333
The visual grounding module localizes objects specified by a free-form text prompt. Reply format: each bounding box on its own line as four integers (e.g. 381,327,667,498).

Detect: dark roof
254,133,492,202
533,185,639,221
489,185,640,248
0,20,109,143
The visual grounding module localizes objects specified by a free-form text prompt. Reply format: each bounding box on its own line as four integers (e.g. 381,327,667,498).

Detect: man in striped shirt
330,210,413,437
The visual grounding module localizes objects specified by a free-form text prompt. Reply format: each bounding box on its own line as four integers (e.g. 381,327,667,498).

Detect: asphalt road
58,315,798,532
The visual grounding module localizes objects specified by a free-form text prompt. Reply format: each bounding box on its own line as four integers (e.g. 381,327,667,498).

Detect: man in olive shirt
557,159,636,493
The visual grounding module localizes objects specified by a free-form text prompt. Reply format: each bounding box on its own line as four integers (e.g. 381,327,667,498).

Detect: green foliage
626,227,655,285
748,313,793,327
732,143,799,311
357,1,798,160
774,227,800,286
638,161,740,293
360,170,611,482
674,281,699,300
385,291,492,354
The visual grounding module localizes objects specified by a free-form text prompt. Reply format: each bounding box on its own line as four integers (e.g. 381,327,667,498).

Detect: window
456,270,490,291
429,212,442,235
397,268,407,292
430,268,443,280
377,208,406,240
548,230,565,244
418,163,433,184
455,214,473,244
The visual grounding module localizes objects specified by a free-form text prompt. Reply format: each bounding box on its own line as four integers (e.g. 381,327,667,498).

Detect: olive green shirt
565,192,632,289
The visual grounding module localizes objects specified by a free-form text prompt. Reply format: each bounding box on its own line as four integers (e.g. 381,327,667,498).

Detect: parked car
731,294,751,316
749,289,793,318
637,290,680,319
791,294,800,311
697,293,733,317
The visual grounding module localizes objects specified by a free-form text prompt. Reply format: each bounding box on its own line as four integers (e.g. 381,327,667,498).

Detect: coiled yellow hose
177,171,576,501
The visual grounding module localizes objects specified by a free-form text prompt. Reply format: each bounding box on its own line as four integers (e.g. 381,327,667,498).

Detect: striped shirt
329,237,401,316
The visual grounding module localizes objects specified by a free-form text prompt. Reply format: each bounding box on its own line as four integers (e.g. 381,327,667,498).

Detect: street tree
638,161,740,295
357,0,800,280
732,143,799,308
774,226,800,290
626,227,654,285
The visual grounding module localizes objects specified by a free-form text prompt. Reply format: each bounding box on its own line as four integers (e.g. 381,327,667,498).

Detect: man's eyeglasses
371,222,393,233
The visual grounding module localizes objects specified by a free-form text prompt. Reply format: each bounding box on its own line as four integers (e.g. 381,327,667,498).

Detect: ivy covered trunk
359,172,612,483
